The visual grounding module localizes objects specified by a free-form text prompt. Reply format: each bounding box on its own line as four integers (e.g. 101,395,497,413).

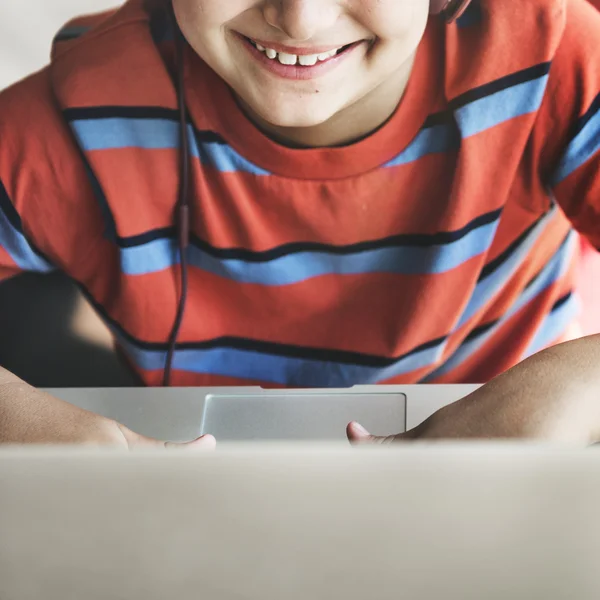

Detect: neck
236,54,416,149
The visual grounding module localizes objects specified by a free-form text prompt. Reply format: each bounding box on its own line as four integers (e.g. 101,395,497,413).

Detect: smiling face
172,0,430,146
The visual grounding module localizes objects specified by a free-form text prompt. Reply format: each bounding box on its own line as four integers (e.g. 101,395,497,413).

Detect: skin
1,0,599,445
172,0,428,147
0,370,216,448
348,337,600,445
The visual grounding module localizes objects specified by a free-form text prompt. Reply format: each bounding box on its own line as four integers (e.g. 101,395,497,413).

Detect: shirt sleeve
0,72,59,283
0,178,55,282
0,67,106,286
537,0,600,246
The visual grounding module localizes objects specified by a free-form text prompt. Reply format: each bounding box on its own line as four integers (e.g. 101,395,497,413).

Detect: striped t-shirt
0,0,599,388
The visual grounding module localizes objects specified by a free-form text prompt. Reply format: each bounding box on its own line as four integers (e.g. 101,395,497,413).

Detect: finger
346,422,398,445
165,435,217,450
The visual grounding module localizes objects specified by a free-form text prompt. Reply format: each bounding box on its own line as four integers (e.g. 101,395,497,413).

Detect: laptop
48,384,481,442
1,444,600,600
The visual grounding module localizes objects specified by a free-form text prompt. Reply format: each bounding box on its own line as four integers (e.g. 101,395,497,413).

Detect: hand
113,421,216,451
347,337,600,445
0,375,216,449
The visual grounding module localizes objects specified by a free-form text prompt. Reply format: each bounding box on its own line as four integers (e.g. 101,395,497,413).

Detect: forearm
0,366,124,445
461,335,600,443
352,335,600,444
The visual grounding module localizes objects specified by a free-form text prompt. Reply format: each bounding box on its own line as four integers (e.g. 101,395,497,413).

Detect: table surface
47,385,481,443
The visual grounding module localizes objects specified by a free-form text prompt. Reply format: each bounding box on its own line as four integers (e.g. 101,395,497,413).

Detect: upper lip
242,35,356,55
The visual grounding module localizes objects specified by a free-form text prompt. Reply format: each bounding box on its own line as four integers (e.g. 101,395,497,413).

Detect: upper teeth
252,41,340,66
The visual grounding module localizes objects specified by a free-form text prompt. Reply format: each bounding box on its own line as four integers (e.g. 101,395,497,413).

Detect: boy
1,0,600,447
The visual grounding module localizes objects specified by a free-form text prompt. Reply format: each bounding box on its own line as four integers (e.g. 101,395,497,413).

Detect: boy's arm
0,74,216,448
0,366,130,446
349,335,600,444
0,366,215,448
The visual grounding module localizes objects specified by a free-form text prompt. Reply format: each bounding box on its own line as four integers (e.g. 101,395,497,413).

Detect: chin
252,100,340,129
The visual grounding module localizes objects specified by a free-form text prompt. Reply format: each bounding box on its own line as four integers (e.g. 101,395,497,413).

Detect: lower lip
238,35,362,81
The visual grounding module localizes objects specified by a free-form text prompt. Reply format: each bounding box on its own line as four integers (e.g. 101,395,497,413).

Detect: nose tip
263,1,338,42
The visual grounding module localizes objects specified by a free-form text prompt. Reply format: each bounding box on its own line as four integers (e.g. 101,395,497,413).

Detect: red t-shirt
0,0,599,387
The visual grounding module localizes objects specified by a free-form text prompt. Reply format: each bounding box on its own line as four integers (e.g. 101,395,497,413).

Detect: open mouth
243,36,357,67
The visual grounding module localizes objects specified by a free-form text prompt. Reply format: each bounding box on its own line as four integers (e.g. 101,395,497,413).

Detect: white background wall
0,0,122,89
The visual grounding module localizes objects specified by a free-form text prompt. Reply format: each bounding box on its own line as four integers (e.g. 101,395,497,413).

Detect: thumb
117,423,216,450
346,422,401,445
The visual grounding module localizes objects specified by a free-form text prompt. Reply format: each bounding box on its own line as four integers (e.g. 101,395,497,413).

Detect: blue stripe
115,335,447,388
521,293,580,359
70,120,270,176
551,104,600,184
422,232,577,381
455,75,549,138
121,238,178,275
72,118,178,151
384,123,459,168
0,206,54,273
120,217,501,281
456,205,558,328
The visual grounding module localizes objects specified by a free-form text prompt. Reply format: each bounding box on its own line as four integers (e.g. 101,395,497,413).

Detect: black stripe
63,106,227,146
550,292,573,314
121,226,177,248
81,154,118,241
0,178,24,233
462,319,499,343
117,207,503,262
570,91,600,140
449,62,552,112
422,111,457,128
523,233,572,292
0,179,55,264
64,106,179,122
78,283,450,368
416,64,551,129
177,334,446,368
478,211,548,283
54,32,83,42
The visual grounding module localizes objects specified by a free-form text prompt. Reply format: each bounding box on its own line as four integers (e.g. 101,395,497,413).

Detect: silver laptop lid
1,445,599,600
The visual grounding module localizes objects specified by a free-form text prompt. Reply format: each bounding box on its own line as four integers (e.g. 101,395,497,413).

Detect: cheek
173,0,260,67
356,0,429,39
361,0,429,74
173,0,256,28
172,0,228,64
